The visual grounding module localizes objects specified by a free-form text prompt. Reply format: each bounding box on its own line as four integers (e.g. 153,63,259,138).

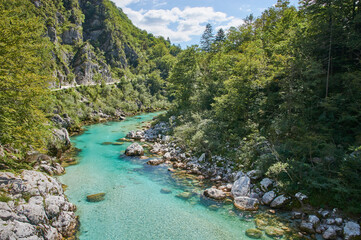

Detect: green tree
200,23,214,52
0,0,52,152
168,47,199,109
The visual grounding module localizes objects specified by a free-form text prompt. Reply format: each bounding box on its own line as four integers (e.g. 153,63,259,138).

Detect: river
59,112,275,240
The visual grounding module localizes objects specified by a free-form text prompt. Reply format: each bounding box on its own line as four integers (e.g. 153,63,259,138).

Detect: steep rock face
72,42,112,85
80,0,139,68
32,0,172,88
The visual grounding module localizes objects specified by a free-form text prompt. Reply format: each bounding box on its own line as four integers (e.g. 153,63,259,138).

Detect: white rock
308,215,320,226
198,153,206,162
323,226,337,240
295,192,308,202
344,221,361,240
231,174,251,197
262,191,276,205
246,170,261,180
270,195,289,208
0,220,39,239
234,197,259,211
260,178,273,192
125,143,144,156
203,188,226,200
17,202,47,225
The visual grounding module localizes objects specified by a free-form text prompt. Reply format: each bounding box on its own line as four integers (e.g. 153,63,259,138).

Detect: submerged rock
234,197,259,211
176,191,192,200
208,204,219,211
265,226,284,238
245,228,263,239
86,193,105,202
160,188,172,194
125,143,144,156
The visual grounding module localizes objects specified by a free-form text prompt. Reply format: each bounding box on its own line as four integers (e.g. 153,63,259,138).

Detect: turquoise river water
59,112,276,240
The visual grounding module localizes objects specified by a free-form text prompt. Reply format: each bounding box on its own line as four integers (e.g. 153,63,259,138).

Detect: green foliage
0,193,12,203
0,0,52,152
167,0,361,213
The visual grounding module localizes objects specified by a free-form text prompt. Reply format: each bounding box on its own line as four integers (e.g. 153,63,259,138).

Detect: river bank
123,115,361,240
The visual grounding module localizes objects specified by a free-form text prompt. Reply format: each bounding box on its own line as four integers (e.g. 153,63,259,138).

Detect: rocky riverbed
125,119,361,240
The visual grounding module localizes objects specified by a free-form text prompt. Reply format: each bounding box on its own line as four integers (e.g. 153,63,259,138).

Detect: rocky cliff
33,0,171,87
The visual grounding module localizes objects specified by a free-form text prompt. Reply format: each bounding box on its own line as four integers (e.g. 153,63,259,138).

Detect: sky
112,0,299,47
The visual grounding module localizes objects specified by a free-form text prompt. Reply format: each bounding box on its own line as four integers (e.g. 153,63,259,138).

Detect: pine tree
200,23,214,52
215,28,226,43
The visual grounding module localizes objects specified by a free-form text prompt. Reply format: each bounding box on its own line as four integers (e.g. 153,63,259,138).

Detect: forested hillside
167,0,361,212
0,0,178,156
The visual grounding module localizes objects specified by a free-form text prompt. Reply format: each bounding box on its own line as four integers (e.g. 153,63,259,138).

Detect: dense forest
167,0,361,213
0,0,361,215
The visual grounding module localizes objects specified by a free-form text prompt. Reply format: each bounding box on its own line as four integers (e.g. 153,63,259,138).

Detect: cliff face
33,0,164,87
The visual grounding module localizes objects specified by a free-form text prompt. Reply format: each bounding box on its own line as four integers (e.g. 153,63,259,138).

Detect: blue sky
112,0,299,47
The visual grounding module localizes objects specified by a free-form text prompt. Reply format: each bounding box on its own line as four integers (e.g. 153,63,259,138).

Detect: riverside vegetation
0,0,360,239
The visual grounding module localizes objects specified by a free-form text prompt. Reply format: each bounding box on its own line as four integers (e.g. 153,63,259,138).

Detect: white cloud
119,5,244,43
112,0,140,8
217,17,244,31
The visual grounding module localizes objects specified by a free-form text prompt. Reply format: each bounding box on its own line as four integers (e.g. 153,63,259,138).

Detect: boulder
161,135,170,143
300,221,315,234
198,153,206,162
231,172,251,197
234,197,259,211
52,128,71,146
262,191,276,205
323,226,337,240
125,143,144,156
246,170,261,180
260,178,273,192
245,228,263,239
126,130,144,140
335,218,343,226
295,192,308,203
203,188,226,200
308,215,320,226
270,194,289,208
344,221,361,240
147,158,164,166
163,152,172,160
86,193,105,202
